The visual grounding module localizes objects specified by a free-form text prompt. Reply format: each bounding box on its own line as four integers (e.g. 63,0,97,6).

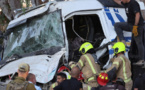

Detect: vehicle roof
49,0,104,17
7,0,145,29
7,0,104,29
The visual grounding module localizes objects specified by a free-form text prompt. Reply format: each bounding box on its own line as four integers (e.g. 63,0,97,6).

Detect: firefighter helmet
57,66,71,79
58,66,70,73
62,71,71,79
97,73,109,86
112,42,126,55
79,42,93,54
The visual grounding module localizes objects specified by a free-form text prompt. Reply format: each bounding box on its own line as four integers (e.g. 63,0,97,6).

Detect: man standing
54,67,82,90
69,42,100,88
49,72,67,90
114,0,144,66
27,73,41,90
6,63,36,90
106,42,132,90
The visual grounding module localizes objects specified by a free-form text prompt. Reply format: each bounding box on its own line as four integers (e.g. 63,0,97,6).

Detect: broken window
3,10,64,60
65,15,106,61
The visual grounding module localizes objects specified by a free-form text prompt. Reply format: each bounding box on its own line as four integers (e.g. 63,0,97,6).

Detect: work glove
132,25,138,37
68,61,76,68
69,61,76,65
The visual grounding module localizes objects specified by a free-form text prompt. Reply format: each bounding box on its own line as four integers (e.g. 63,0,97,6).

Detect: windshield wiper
0,54,22,69
6,54,22,63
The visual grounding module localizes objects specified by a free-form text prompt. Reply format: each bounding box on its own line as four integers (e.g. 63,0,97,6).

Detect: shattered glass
3,10,64,60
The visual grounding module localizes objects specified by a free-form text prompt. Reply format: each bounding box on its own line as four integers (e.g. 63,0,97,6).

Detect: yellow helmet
79,42,93,54
112,42,126,55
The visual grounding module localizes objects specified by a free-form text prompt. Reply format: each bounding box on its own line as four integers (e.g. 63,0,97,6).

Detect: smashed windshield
3,10,64,60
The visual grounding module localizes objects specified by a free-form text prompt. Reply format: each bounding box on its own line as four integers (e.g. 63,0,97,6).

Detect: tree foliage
0,0,32,31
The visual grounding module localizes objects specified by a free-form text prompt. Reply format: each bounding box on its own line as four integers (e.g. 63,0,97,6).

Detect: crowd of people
5,41,144,90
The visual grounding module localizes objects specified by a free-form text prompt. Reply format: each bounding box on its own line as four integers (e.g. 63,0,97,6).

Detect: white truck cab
0,0,144,89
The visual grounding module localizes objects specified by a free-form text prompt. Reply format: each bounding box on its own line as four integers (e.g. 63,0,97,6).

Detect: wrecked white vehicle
0,0,145,89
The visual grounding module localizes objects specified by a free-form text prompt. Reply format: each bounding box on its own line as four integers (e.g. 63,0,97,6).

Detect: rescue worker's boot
133,60,144,66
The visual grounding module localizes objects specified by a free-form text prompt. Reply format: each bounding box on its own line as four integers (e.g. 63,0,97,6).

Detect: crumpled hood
0,50,65,83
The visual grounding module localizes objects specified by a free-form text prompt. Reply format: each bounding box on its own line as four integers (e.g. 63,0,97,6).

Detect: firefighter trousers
125,79,133,90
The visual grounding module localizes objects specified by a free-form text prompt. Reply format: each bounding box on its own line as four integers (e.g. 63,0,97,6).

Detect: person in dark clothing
54,67,83,90
133,73,145,90
49,72,67,90
100,73,125,90
114,0,144,66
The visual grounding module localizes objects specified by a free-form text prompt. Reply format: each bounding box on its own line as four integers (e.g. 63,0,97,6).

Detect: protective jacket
70,53,100,87
106,54,132,90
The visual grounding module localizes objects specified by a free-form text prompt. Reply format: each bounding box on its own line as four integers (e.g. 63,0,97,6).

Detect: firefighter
69,42,101,89
114,0,144,66
106,42,132,90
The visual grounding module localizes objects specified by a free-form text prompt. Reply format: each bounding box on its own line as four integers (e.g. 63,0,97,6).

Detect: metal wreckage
0,0,145,89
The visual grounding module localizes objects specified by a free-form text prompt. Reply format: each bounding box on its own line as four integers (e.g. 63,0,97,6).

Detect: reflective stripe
113,62,119,66
88,86,91,90
52,83,56,88
71,64,75,69
63,71,71,79
88,77,94,82
79,60,83,67
120,57,127,80
68,75,71,79
84,55,96,74
124,77,131,83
